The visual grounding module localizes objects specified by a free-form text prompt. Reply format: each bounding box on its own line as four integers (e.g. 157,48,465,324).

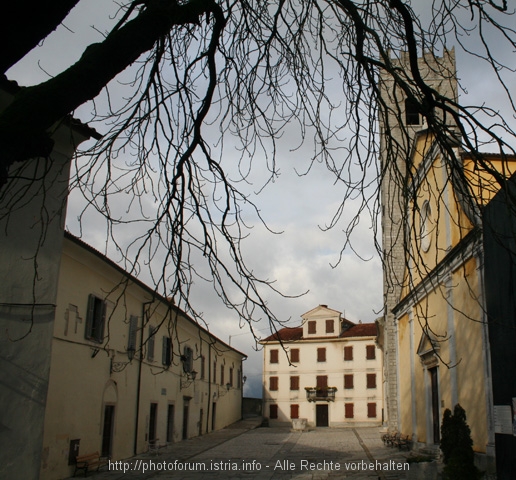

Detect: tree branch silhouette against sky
2,0,516,393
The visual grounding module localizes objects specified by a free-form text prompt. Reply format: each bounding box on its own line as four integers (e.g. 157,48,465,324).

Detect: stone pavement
71,418,411,480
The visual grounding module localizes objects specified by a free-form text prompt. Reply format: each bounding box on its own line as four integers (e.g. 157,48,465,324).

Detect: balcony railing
305,386,337,402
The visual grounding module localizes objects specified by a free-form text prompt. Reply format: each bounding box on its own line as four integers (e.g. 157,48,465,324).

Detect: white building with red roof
260,305,383,427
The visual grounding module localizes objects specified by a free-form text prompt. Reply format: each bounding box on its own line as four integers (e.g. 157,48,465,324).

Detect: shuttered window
290,376,299,391
345,403,354,418
367,403,377,418
85,294,106,343
344,346,353,361
269,376,278,391
366,345,376,359
344,374,354,389
317,348,326,362
290,349,299,363
162,336,172,366
290,404,299,419
270,404,278,419
366,373,376,389
270,349,279,363
127,315,138,352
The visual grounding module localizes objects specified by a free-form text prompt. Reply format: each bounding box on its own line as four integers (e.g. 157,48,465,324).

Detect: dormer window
308,321,316,334
325,320,334,333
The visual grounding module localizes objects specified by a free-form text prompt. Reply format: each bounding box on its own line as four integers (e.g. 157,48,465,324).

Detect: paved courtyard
70,419,411,480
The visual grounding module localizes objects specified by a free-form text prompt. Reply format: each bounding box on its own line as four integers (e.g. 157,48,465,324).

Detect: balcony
305,386,337,402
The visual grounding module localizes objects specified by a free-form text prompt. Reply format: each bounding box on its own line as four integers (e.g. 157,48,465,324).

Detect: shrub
440,404,480,480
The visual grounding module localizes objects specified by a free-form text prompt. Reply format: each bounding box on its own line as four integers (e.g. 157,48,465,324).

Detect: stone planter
292,418,308,431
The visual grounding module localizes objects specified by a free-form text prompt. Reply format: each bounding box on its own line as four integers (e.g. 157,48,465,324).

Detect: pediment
416,328,440,358
301,304,341,320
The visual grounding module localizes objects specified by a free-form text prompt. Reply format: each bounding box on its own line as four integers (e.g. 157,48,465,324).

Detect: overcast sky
7,0,516,397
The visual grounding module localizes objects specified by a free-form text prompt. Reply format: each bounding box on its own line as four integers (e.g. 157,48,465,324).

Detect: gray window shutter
85,294,95,340
148,326,155,361
128,315,138,351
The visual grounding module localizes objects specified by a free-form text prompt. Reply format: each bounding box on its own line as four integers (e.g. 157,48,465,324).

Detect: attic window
326,320,334,333
308,321,316,334
405,98,420,125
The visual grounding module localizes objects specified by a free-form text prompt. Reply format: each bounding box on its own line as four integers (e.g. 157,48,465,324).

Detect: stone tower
379,49,458,430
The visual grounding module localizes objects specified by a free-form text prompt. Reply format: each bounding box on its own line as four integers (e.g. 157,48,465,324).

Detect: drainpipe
206,341,211,434
134,300,152,455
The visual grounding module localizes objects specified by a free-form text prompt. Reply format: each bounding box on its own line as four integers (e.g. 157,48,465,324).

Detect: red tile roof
261,327,303,342
340,323,377,338
261,322,377,342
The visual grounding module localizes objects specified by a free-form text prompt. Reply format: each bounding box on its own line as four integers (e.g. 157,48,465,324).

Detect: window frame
290,376,300,391
290,348,300,363
325,319,334,333
317,347,326,362
290,404,299,419
270,349,279,364
366,373,377,389
344,345,353,361
85,294,107,343
366,345,376,360
162,336,172,366
269,376,279,391
269,404,278,419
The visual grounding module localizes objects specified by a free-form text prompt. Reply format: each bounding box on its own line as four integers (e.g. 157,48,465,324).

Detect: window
269,404,278,419
344,374,354,389
345,403,354,419
183,346,193,373
213,361,217,383
420,200,432,252
367,402,377,418
270,349,279,364
162,337,172,366
85,294,106,343
290,404,299,419
220,365,225,386
308,321,316,334
366,345,376,360
326,320,334,333
200,356,205,379
269,376,278,391
147,326,156,361
237,369,241,388
290,376,299,391
405,98,420,125
317,347,326,362
290,348,299,363
229,367,234,387
127,315,138,352
367,373,377,389
344,346,353,361
316,375,327,396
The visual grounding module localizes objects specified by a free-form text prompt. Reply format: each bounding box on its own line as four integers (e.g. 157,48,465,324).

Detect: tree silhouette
2,0,516,338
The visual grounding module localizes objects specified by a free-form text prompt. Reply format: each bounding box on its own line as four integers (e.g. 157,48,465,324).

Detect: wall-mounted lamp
110,347,135,373
242,375,247,385
218,383,231,397
180,370,197,390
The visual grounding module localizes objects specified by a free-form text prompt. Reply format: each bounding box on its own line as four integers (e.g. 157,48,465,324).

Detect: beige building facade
380,51,516,473
40,232,246,479
260,305,382,428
